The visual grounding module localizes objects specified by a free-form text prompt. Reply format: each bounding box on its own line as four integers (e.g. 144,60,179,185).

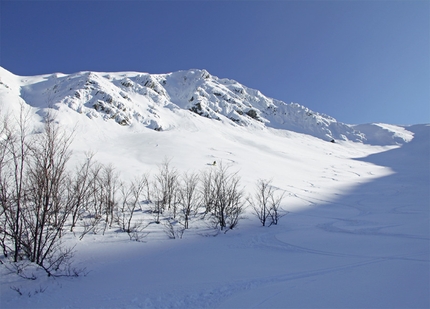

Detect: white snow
0,67,428,308
353,123,415,145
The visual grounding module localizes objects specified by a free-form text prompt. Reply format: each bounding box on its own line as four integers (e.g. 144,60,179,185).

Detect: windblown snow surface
0,67,429,308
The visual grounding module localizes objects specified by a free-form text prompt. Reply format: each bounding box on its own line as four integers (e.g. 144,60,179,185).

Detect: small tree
0,105,33,262
150,180,164,224
208,163,245,232
248,179,274,226
249,179,287,227
98,164,120,234
78,162,103,239
152,158,179,219
69,153,98,232
20,113,75,275
116,176,146,235
200,169,215,216
177,171,200,229
268,190,286,226
141,172,151,204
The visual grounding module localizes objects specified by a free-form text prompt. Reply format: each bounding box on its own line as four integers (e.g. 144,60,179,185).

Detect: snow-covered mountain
0,66,412,145
0,66,428,308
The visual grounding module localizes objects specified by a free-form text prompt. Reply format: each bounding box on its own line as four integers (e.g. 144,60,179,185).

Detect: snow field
1,114,428,308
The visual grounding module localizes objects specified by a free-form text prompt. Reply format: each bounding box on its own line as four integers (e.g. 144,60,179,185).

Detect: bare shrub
268,189,287,226
0,105,33,262
116,176,148,237
249,179,287,227
203,163,245,232
177,171,200,229
200,169,215,216
69,153,98,232
0,108,85,276
151,158,179,222
20,114,75,275
97,164,120,234
163,218,185,239
248,179,275,226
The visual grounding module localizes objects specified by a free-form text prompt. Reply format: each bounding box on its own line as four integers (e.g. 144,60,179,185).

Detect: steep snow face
0,67,368,142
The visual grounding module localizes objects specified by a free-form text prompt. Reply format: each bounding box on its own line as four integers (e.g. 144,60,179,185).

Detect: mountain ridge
0,67,414,145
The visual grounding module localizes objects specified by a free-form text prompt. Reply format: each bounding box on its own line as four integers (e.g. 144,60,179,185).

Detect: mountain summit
0,67,413,144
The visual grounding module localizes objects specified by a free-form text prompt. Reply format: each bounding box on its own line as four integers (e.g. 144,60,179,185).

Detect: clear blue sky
1,0,429,125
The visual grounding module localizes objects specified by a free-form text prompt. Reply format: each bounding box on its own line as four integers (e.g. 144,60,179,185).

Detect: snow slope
0,67,428,308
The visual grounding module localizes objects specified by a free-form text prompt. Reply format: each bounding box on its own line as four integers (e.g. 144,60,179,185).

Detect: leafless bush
69,153,99,232
202,163,245,232
0,105,33,262
150,180,164,224
163,218,185,239
98,164,120,234
248,179,275,226
156,158,179,217
79,213,103,240
78,162,104,239
127,219,150,242
116,176,147,235
3,260,37,280
0,108,83,276
200,169,215,216
268,189,287,226
177,171,200,229
151,158,179,222
141,172,151,205
19,114,75,274
249,179,287,226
